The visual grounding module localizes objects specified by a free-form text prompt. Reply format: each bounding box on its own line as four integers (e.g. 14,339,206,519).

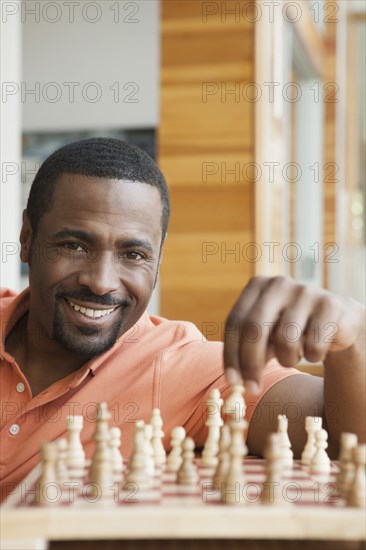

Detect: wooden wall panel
323,10,337,288
159,0,336,332
159,1,255,337
168,185,254,233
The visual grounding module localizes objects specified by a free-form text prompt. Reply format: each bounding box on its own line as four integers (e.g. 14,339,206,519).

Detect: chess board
1,458,365,544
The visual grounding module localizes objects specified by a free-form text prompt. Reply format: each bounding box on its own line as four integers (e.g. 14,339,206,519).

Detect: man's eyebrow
51,230,155,254
50,229,95,243
117,239,154,254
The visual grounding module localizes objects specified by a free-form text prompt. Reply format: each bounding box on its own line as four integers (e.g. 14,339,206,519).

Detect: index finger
224,276,269,390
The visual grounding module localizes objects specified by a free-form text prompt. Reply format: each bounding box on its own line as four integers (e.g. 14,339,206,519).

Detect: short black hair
26,137,170,238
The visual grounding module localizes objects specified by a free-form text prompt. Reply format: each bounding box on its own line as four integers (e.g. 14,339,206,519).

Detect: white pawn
177,437,199,485
36,442,59,506
201,388,224,468
150,408,166,466
302,416,322,465
124,421,150,489
337,432,358,498
144,424,156,477
167,426,186,472
56,438,68,483
310,429,331,475
213,424,231,485
66,415,86,476
347,444,366,508
109,427,124,482
261,433,288,506
277,415,293,468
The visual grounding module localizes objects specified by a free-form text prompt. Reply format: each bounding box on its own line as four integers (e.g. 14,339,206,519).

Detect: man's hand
224,275,365,394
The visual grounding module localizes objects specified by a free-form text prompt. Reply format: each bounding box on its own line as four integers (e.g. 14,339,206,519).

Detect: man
1,138,365,499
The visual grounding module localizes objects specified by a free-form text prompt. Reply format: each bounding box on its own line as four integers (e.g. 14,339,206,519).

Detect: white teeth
68,300,115,319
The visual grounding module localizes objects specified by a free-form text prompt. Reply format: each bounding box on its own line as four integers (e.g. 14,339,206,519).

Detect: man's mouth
67,299,119,319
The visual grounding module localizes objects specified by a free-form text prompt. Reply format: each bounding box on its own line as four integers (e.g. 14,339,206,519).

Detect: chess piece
90,403,114,499
337,432,358,498
109,427,124,482
144,424,156,477
261,433,288,506
124,421,150,489
301,416,322,465
310,428,331,475
277,414,293,468
224,383,246,423
56,437,68,483
150,408,166,466
222,416,248,505
36,442,60,506
201,388,224,468
150,408,166,467
177,437,199,485
66,415,86,477
91,441,114,500
221,382,248,505
167,426,186,472
213,424,231,484
90,402,111,481
347,444,366,508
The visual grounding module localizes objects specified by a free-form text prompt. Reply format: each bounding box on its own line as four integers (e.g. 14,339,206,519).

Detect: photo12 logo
1,1,140,24
201,2,339,24
1,81,140,104
201,241,339,265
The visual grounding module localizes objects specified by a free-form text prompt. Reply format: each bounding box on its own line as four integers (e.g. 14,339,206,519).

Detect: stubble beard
52,300,125,361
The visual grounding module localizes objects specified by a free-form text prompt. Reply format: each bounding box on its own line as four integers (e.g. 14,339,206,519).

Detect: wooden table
1,461,365,550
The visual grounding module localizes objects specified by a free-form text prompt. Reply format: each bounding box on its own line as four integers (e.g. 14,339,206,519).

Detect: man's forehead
43,175,163,239
52,174,162,207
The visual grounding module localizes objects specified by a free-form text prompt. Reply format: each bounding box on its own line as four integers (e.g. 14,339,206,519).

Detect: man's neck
5,313,87,397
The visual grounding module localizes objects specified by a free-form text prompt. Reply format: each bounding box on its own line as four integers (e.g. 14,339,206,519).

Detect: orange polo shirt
0,288,301,500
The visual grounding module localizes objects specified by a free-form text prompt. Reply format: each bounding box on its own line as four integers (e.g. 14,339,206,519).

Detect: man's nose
77,251,120,295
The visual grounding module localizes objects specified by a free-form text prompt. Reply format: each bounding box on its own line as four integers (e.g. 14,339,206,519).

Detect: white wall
1,1,161,313
22,0,160,131
293,80,324,288
0,2,22,290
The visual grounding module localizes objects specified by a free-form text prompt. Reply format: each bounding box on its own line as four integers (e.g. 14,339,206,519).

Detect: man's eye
123,251,144,261
63,243,85,252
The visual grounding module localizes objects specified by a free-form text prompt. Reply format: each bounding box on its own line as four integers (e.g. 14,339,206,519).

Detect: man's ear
20,210,33,263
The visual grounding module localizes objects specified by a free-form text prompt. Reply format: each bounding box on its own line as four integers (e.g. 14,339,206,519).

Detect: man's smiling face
22,173,163,360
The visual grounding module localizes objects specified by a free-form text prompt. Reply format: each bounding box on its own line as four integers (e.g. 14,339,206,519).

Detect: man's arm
246,374,324,458
224,276,366,457
323,317,366,454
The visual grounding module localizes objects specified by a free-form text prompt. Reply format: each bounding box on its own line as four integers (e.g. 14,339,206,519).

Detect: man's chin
53,322,122,360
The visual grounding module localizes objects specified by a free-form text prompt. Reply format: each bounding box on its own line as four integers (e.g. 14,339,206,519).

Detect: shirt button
9,424,20,435
16,382,25,393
